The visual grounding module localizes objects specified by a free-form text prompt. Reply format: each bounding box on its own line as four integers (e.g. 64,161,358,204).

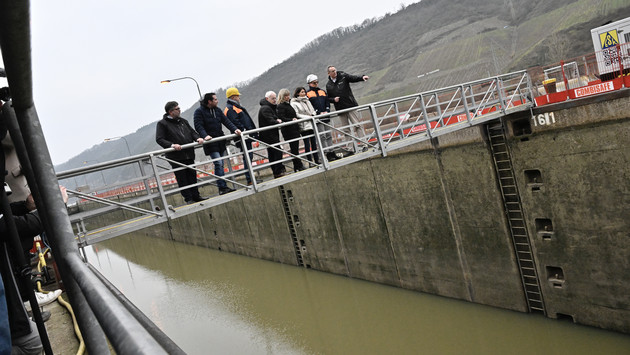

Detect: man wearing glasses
156,101,206,203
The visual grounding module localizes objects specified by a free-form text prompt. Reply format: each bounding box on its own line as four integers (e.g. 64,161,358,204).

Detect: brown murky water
88,234,630,355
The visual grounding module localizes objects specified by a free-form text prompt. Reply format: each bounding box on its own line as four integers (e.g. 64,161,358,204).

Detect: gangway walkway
59,70,535,246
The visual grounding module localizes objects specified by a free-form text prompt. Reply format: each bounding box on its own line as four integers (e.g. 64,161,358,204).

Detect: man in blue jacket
194,93,242,195
224,88,259,185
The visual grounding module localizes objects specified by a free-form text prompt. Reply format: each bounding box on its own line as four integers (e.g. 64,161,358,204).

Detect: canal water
88,234,630,355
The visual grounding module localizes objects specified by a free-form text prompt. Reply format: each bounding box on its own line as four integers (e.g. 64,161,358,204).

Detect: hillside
55,0,630,187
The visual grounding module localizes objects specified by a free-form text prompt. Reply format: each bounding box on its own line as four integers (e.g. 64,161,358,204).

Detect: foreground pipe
0,1,170,353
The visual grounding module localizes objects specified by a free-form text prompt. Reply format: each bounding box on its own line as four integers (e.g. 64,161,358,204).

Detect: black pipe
2,102,112,354
0,1,170,354
87,264,186,355
65,256,168,353
0,189,53,354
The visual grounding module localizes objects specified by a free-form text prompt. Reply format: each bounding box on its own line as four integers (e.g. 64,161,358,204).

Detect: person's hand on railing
235,129,242,136
59,185,68,204
203,135,212,140
195,138,204,144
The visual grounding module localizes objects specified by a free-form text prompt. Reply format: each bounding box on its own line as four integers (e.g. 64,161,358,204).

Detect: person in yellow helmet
224,88,260,185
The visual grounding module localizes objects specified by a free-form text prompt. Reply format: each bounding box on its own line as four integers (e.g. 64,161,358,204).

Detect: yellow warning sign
599,30,619,49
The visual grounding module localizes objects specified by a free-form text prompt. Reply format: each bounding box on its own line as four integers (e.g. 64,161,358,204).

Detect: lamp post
104,136,139,177
104,136,131,156
83,160,107,186
160,76,203,100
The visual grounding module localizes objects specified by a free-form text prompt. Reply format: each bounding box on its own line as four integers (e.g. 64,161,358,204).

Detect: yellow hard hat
226,87,241,98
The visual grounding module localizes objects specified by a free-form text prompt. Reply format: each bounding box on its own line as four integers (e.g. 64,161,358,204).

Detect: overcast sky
0,1,417,164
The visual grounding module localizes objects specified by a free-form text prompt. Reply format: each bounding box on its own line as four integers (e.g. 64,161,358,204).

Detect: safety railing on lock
60,70,535,247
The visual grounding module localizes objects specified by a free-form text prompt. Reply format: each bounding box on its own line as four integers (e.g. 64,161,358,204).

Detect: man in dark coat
257,91,284,178
224,88,260,185
326,66,369,153
156,101,205,203
194,93,241,195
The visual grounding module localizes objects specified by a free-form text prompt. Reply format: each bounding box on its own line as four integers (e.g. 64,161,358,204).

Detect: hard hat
306,74,318,83
226,87,241,98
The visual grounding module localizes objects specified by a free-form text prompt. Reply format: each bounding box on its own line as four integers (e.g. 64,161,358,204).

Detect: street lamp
160,76,203,100
83,160,107,186
104,136,131,156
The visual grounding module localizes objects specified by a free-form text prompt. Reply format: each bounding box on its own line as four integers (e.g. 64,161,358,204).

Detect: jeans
301,130,319,163
0,273,10,355
208,150,227,189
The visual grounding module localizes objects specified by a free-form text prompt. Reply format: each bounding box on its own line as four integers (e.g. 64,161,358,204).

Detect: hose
35,244,85,354
57,295,85,355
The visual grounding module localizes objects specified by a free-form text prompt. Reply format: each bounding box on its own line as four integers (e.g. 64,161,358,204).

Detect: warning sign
599,30,619,49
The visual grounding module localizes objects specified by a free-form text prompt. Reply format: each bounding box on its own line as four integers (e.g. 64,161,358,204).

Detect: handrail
57,70,534,249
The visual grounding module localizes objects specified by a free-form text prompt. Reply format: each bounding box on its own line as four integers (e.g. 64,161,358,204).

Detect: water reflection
88,234,630,355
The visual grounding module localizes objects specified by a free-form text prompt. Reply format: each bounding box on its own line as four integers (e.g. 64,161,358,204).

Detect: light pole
104,136,131,156
83,160,107,186
160,76,203,100
104,136,139,177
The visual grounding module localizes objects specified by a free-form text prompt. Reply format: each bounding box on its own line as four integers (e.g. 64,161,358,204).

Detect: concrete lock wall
139,91,630,334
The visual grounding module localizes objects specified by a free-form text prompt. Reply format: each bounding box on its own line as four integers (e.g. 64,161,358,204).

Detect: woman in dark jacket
276,88,305,172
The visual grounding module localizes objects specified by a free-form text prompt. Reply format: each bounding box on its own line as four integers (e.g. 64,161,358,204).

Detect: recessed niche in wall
524,169,543,191
293,214,300,227
511,117,532,137
546,266,565,289
556,313,575,322
535,218,554,240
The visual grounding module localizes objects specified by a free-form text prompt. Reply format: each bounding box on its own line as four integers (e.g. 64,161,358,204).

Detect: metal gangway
61,71,535,246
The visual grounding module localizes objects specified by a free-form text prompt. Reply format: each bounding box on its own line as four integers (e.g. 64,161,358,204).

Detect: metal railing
59,70,534,246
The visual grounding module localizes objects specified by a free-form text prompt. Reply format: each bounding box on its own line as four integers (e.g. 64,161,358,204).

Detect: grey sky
1,0,416,164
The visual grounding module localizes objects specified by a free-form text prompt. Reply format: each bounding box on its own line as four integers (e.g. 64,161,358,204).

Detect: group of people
156,65,369,200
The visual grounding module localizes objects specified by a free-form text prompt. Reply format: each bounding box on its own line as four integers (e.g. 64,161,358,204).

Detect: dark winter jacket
258,98,280,144
326,71,366,110
224,99,257,136
193,105,238,155
306,86,330,120
0,209,43,339
155,113,200,161
276,101,301,140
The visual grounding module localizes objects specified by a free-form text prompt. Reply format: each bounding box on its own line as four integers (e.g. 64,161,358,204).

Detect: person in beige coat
290,87,320,165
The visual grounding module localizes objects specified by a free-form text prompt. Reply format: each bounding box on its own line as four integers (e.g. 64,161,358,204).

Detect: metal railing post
461,85,473,125
525,72,535,105
149,154,172,218
495,77,507,114
369,104,387,157
393,102,405,141
312,116,330,170
240,133,257,191
420,94,433,139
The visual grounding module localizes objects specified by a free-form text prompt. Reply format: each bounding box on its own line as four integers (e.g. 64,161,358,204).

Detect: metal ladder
486,122,546,315
278,186,304,267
